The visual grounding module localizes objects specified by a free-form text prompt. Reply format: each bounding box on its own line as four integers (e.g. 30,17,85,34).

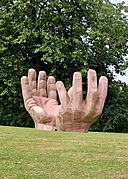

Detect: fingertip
47,76,56,83
73,72,82,89
28,68,35,73
38,71,46,80
88,69,96,75
21,76,28,83
56,81,63,89
28,68,36,81
73,72,82,78
21,76,27,80
87,69,97,89
39,71,46,75
99,76,108,85
98,76,108,98
88,69,96,72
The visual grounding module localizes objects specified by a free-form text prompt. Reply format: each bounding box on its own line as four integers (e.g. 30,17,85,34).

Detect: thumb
29,106,47,124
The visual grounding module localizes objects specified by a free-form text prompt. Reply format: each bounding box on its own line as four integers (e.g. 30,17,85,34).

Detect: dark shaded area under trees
0,0,128,132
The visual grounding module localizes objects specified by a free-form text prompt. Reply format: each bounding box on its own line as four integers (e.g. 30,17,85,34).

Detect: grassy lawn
0,126,128,179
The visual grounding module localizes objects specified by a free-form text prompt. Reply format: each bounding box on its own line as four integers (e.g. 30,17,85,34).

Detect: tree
0,0,128,131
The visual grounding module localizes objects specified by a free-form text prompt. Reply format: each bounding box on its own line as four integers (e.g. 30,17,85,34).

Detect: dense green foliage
0,0,128,132
92,81,128,132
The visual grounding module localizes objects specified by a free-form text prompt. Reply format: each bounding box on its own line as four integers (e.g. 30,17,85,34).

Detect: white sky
109,0,128,84
115,69,128,84
110,0,128,4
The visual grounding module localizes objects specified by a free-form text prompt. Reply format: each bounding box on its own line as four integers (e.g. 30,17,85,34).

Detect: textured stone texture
21,69,108,132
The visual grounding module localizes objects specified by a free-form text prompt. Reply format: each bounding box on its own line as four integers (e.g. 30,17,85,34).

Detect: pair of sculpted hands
21,69,108,132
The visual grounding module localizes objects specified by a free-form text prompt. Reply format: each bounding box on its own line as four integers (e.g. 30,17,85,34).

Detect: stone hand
21,69,73,131
21,69,58,130
56,69,108,132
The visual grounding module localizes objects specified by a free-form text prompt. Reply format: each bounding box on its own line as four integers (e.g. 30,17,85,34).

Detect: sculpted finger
68,87,73,101
56,81,70,108
86,69,97,112
72,72,83,108
87,69,97,93
28,69,37,96
21,76,32,103
96,76,108,113
47,76,57,100
37,71,47,97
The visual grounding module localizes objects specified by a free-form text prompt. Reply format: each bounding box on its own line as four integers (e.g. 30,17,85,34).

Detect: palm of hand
26,96,59,123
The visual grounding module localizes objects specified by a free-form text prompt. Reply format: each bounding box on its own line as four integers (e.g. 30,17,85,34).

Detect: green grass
0,126,128,179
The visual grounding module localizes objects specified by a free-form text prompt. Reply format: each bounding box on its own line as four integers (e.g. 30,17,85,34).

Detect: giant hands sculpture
21,69,108,132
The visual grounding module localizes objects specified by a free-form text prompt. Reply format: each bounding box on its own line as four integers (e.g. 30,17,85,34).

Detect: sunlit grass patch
0,126,128,178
